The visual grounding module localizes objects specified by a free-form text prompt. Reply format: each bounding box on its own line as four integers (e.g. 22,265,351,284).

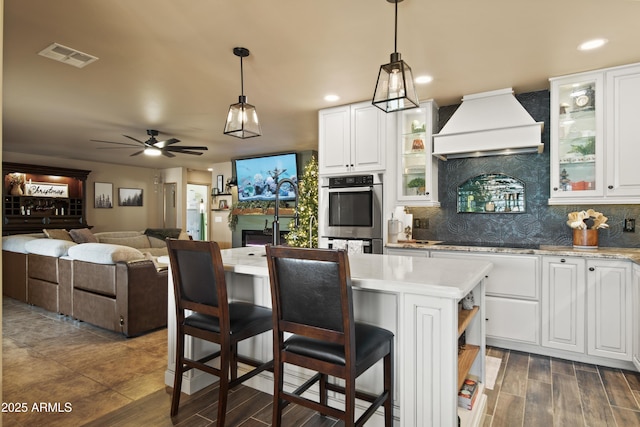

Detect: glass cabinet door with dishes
396,100,439,206
549,72,605,204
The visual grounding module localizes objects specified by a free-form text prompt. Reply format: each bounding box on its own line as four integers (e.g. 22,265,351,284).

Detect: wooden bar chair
265,245,394,426
166,239,273,425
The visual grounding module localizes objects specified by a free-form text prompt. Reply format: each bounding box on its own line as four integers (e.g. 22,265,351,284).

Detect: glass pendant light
224,47,261,138
372,0,419,113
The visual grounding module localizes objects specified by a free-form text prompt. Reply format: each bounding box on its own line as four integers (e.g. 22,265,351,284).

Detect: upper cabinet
396,100,439,206
318,102,386,175
549,63,640,204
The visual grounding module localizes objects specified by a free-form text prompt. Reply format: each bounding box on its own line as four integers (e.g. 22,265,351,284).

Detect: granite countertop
386,242,640,265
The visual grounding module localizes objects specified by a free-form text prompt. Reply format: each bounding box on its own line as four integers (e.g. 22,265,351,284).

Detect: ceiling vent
38,43,98,68
433,88,544,160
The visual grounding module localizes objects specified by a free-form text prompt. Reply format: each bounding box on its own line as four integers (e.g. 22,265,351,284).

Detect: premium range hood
432,88,544,160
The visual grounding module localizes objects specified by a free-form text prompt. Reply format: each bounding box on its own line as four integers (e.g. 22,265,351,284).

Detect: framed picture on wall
118,188,143,206
217,175,224,193
94,182,113,208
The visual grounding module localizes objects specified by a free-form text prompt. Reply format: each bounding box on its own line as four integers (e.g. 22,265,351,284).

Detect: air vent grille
38,42,98,68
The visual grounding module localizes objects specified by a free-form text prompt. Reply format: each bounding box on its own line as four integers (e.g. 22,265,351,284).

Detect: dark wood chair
166,239,273,425
265,245,394,426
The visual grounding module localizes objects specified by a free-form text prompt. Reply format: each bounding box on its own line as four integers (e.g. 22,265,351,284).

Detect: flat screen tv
234,152,298,202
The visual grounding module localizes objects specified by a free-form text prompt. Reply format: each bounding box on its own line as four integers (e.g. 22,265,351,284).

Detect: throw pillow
25,239,76,257
69,228,98,243
43,229,73,241
67,243,145,264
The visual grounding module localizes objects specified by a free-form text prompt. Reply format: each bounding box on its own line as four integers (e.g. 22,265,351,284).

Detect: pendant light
372,0,420,113
224,47,261,138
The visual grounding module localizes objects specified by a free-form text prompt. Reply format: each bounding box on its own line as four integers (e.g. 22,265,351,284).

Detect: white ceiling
4,0,640,170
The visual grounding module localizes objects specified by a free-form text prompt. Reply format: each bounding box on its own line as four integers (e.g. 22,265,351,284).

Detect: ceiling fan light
144,146,162,156
224,96,261,138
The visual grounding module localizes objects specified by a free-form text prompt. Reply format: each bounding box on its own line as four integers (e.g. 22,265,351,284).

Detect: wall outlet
414,218,429,229
623,218,635,232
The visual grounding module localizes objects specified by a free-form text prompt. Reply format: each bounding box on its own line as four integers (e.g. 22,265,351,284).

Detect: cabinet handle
608,185,613,189
425,191,430,196
553,187,558,191
589,267,595,271
560,258,566,263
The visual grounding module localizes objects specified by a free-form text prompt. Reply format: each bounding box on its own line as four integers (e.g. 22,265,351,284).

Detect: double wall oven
319,174,383,254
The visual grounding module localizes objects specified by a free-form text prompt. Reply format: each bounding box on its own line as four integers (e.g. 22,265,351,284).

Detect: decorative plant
566,209,609,230
569,137,595,156
9,173,24,186
285,155,318,248
407,177,425,188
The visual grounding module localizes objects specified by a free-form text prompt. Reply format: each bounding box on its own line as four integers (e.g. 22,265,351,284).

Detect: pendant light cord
393,0,398,54
240,55,245,99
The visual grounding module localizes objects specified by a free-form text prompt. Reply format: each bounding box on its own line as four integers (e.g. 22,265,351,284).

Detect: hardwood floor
3,297,640,426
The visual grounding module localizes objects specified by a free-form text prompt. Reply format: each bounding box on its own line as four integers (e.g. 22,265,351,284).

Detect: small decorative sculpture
462,292,474,310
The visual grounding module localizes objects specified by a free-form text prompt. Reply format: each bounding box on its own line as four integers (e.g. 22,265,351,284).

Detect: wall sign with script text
26,181,69,198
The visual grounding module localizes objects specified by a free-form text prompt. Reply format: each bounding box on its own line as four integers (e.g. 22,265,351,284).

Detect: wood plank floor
3,297,640,426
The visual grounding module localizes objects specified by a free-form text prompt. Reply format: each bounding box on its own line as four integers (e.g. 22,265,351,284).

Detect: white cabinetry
633,263,640,371
549,62,640,204
541,256,586,353
431,251,540,345
586,259,632,361
396,100,439,206
318,102,386,175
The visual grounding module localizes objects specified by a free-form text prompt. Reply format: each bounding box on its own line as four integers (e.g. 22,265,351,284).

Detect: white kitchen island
164,246,493,426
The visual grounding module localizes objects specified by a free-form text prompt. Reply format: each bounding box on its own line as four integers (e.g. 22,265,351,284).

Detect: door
541,256,586,353
186,184,208,241
586,259,632,360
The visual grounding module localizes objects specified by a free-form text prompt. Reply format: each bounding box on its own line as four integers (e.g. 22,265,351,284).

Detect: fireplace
242,229,288,247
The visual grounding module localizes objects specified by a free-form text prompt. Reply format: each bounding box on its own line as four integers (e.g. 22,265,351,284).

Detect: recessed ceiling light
324,94,340,102
578,38,608,51
415,75,433,84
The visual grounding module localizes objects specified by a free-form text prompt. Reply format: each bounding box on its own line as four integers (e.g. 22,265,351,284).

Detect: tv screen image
235,153,298,202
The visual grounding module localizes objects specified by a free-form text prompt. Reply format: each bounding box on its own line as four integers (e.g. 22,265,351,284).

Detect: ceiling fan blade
96,146,141,150
130,150,144,157
165,146,208,151
123,135,147,146
168,149,204,156
162,151,176,158
154,138,180,148
91,139,139,147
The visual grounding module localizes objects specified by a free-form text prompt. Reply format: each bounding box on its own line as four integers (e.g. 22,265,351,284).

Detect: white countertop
220,246,493,299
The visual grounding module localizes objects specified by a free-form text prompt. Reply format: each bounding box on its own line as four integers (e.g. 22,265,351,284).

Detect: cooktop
437,241,540,250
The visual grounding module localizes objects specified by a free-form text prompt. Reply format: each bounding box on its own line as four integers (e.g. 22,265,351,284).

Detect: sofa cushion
97,235,151,249
25,238,77,257
69,228,98,243
43,229,73,241
68,243,145,264
2,235,40,253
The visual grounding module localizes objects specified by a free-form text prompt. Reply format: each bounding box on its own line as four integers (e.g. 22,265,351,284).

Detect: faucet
308,215,316,248
273,178,298,245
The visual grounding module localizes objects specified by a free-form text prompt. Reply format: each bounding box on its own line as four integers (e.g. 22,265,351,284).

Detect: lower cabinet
485,296,539,344
541,256,586,353
586,259,632,361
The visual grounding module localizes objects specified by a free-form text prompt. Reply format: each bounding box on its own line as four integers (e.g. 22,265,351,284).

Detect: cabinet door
351,102,386,173
541,256,586,353
396,101,439,206
318,105,350,174
549,72,605,204
486,296,539,344
586,259,632,361
605,64,640,199
633,264,640,371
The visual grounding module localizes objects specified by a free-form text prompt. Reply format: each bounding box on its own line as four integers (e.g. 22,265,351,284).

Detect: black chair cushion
284,322,393,367
184,302,272,335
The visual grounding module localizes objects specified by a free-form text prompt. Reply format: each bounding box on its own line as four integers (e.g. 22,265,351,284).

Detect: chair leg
272,360,284,427
217,347,231,427
345,376,356,425
384,348,394,427
230,342,238,381
319,373,328,415
170,332,185,417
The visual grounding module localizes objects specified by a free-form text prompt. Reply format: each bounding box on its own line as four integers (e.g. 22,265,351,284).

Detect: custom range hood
433,88,544,160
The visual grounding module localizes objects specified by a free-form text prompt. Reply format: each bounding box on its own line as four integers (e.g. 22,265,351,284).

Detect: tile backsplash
408,90,640,248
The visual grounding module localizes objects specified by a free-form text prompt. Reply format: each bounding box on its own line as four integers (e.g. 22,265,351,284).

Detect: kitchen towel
347,240,364,254
332,239,348,250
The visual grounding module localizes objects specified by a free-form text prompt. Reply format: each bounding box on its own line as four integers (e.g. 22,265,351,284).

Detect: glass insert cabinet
396,100,439,206
549,72,605,202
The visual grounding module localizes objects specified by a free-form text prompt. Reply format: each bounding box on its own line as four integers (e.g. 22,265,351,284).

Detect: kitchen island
164,246,493,427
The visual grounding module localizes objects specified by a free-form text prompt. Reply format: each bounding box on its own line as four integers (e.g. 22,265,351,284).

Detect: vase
573,228,598,249
10,184,23,196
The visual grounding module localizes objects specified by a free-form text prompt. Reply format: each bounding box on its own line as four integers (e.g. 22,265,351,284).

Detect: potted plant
407,177,425,195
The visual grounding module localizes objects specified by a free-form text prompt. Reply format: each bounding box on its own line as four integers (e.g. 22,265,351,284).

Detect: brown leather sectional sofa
2,231,174,337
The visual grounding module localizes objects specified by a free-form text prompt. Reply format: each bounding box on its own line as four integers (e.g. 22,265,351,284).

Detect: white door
186,184,208,241
541,256,586,353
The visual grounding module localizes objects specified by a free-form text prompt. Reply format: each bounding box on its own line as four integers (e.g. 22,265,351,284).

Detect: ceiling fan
91,129,208,157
